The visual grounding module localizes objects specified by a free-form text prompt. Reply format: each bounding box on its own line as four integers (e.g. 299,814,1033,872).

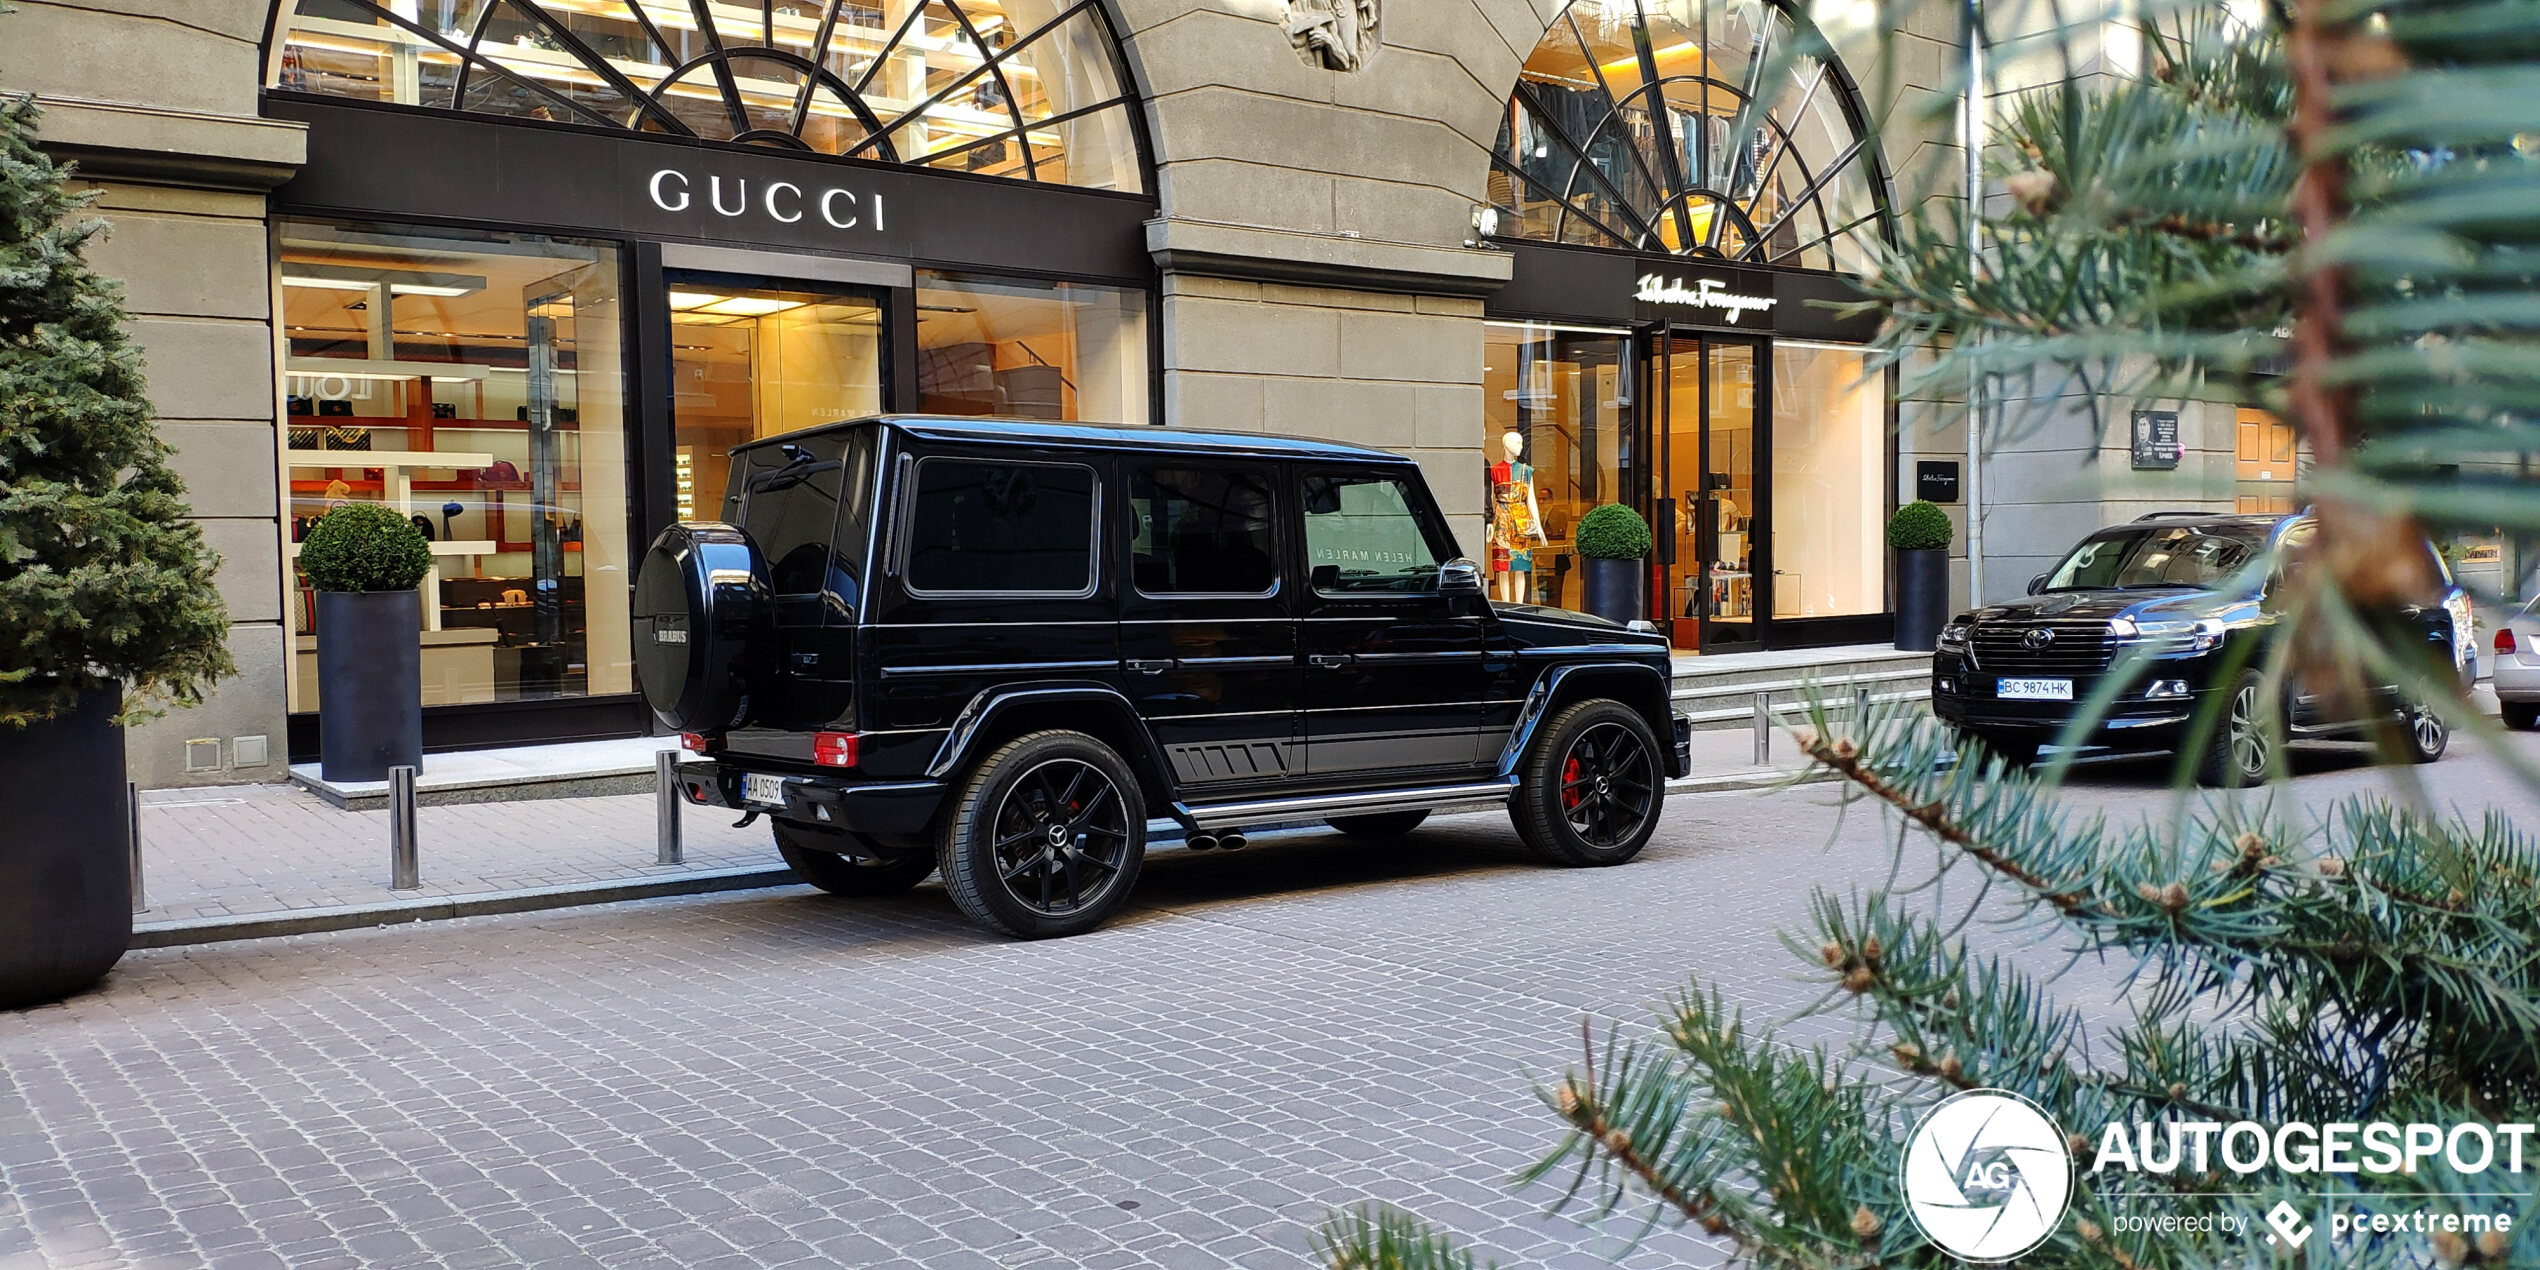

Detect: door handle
1309,654,1352,670
1123,658,1173,675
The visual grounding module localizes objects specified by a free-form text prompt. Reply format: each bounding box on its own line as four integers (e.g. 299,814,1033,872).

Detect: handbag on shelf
287,425,325,451
325,426,372,452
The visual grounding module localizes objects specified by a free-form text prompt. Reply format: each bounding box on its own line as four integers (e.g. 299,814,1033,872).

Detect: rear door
730,433,872,733
1118,462,1300,787
1294,466,1488,779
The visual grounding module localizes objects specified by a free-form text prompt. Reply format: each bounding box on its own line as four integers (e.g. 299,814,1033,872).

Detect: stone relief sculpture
1284,0,1379,70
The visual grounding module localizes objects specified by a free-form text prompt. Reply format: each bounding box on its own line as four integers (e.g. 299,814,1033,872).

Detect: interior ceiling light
696,296,805,317
666,290,724,311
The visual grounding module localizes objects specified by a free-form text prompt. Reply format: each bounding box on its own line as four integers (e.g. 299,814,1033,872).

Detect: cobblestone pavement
130,785,779,923
126,730,1807,926
8,731,2540,1270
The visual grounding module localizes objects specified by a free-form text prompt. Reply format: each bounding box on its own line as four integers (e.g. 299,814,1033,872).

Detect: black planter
0,685,131,1010
1895,547,1950,651
1580,557,1646,626
317,589,423,782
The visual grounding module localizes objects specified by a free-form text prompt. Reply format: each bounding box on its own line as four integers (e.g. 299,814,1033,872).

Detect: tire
2196,671,2276,788
2402,700,2449,764
2505,702,2540,732
773,822,937,896
1510,700,1664,867
1327,811,1431,838
1964,729,2041,769
936,731,1146,939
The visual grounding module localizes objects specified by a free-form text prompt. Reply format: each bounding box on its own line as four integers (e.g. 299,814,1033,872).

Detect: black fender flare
1497,662,1679,780
923,683,1183,806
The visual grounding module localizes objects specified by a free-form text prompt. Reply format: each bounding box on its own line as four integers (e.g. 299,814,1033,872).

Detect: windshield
2043,524,2268,592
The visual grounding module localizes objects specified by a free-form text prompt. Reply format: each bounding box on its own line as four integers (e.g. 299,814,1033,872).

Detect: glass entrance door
664,272,887,520
1656,333,1767,651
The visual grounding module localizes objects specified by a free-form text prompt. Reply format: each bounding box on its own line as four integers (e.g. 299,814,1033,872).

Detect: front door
1295,467,1489,780
1655,332,1767,651
1118,462,1301,788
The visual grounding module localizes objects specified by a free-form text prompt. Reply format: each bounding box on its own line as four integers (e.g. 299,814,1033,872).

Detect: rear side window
1130,467,1276,595
733,430,876,610
903,458,1099,595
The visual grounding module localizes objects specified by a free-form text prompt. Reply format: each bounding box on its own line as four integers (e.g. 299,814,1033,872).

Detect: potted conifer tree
297,503,432,782
1573,502,1652,626
1887,500,1953,651
0,95,233,1009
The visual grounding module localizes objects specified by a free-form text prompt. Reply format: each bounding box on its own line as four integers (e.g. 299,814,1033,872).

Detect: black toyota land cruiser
633,416,1692,938
1930,510,2470,785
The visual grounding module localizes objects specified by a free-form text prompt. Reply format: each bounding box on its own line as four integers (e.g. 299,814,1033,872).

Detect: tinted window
1301,473,1448,595
2046,524,2266,591
1130,468,1276,595
904,459,1098,594
733,430,876,610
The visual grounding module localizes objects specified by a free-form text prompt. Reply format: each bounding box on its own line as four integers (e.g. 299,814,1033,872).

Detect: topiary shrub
1573,503,1652,560
298,503,432,594
0,94,233,727
1885,499,1953,551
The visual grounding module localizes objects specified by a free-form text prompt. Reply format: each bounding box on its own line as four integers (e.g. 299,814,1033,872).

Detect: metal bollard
388,765,420,890
127,781,145,914
1752,692,1771,765
655,749,684,865
1855,685,1872,725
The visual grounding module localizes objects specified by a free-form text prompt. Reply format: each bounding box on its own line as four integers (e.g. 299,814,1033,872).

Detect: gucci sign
1634,273,1778,324
646,168,886,233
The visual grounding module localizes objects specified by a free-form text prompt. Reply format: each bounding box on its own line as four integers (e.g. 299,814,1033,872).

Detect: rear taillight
2497,628,2520,656
813,732,860,769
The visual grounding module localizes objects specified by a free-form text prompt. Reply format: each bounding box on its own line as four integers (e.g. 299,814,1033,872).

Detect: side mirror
2026,572,2048,596
1439,558,1485,601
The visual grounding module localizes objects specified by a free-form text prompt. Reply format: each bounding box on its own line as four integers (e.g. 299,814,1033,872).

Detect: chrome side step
1178,780,1515,831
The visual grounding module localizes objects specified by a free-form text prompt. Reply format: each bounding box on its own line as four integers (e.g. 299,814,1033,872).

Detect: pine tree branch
1795,727,2108,916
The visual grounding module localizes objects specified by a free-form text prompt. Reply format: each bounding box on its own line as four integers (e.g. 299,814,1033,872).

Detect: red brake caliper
1561,754,1583,811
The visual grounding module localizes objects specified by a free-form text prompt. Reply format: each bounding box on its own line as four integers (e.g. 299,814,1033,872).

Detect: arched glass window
268,0,1147,193
1491,0,1889,272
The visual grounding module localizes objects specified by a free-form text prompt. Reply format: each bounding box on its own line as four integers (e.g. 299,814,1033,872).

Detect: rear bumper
2494,656,2540,702
672,759,945,838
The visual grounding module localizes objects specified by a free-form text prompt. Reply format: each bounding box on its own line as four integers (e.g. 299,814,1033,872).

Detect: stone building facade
6,0,2043,787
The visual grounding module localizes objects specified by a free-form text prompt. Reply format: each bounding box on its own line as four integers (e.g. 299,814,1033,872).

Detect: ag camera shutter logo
1901,1089,2075,1260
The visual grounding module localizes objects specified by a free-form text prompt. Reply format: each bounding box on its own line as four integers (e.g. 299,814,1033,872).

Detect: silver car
2496,596,2540,730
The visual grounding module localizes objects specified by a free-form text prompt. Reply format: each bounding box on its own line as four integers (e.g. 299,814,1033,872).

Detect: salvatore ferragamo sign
1633,273,1778,324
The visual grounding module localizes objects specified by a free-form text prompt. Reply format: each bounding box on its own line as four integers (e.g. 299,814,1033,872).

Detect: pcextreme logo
1899,1089,2076,1261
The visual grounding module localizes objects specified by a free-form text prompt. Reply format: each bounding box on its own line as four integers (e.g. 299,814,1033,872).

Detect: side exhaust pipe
1216,832,1247,852
1185,833,1219,851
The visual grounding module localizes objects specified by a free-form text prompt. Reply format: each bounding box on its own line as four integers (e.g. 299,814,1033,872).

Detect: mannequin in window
1488,429,1545,604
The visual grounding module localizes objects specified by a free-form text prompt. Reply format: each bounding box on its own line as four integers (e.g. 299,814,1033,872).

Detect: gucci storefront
263,0,1157,756
1479,0,1898,651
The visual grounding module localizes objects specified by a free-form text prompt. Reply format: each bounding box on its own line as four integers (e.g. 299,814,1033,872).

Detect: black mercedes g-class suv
634,416,1692,938
1930,510,2470,785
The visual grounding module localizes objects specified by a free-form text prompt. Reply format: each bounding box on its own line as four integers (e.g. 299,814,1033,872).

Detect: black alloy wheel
938,731,1146,939
773,821,938,896
2197,671,2275,788
1512,699,1663,866
1326,811,1431,838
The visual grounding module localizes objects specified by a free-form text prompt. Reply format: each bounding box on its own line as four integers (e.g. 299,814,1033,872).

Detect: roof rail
2133,510,2217,521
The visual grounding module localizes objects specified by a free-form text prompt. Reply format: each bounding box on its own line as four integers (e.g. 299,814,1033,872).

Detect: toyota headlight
1938,620,1971,652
